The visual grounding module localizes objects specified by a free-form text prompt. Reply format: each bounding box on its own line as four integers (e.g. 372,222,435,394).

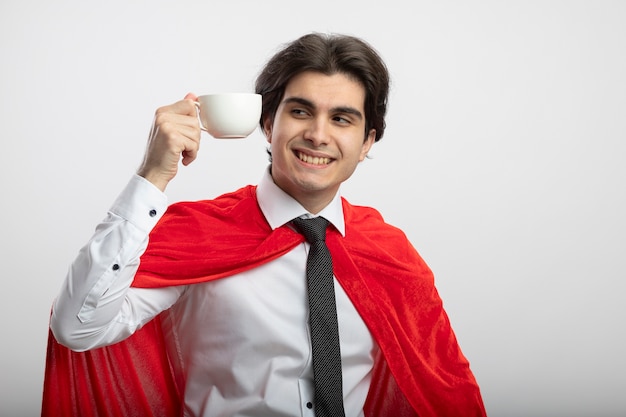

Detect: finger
175,121,202,146
181,148,198,166
179,130,201,166
184,92,199,101
152,114,202,152
155,98,197,118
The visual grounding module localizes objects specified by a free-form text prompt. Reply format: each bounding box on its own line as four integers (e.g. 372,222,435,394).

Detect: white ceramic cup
195,93,262,139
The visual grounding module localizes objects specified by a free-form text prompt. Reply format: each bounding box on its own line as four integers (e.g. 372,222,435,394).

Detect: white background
1,1,625,416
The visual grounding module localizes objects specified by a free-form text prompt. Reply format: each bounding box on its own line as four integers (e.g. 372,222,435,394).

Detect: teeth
298,152,330,165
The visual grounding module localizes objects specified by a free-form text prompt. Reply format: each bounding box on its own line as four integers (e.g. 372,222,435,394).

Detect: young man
44,33,486,416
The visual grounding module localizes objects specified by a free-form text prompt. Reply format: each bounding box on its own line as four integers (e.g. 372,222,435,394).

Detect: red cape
42,185,486,416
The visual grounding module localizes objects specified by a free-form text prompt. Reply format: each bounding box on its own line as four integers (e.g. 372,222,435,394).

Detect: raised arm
50,94,201,351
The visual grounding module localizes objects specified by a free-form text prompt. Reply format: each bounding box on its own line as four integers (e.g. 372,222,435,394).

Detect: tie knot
292,216,329,243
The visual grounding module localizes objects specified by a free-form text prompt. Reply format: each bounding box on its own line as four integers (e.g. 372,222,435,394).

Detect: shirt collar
256,166,346,236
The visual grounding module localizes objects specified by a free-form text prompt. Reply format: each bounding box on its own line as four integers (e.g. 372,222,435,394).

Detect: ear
359,129,376,161
262,117,273,143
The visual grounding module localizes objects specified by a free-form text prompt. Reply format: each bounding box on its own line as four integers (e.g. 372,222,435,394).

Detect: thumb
184,92,199,101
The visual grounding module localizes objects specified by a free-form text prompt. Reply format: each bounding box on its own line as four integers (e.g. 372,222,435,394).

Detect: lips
297,151,331,166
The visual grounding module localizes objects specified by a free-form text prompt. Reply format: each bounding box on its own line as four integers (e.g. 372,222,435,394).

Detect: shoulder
166,185,258,217
341,197,414,252
152,185,268,237
341,197,407,240
339,197,432,275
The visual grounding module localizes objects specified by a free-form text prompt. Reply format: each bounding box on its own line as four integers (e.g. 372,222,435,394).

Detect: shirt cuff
109,174,168,233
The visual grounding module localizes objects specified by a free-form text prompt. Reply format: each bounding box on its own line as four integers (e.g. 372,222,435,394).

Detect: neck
297,195,333,215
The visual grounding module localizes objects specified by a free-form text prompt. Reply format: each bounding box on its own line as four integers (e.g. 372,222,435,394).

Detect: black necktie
292,217,346,417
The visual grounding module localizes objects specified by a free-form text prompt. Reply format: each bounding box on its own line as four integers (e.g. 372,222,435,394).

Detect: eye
333,115,351,125
291,108,310,117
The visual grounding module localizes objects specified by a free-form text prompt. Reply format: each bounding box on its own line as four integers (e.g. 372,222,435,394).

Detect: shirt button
112,264,120,271
149,209,157,217
306,402,313,409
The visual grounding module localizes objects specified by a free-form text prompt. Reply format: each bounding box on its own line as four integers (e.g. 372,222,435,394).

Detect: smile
297,151,331,166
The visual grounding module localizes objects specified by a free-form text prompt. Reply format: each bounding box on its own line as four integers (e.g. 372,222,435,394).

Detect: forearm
50,175,176,351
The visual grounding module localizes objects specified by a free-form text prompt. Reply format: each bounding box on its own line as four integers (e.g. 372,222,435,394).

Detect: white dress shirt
51,168,377,417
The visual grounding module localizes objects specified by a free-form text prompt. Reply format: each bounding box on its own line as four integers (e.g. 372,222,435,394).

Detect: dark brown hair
255,32,390,142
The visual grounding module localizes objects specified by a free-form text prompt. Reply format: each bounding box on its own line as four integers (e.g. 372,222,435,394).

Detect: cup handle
193,101,209,132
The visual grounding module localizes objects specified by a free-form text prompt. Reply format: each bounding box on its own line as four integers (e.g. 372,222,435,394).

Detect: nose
303,117,330,147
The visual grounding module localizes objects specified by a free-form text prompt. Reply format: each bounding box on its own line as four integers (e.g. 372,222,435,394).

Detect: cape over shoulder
133,184,304,288
331,198,487,416
339,198,430,272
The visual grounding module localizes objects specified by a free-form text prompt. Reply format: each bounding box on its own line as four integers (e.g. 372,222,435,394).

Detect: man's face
264,71,375,214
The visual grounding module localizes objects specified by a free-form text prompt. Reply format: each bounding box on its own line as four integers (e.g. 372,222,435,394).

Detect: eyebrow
283,96,364,120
